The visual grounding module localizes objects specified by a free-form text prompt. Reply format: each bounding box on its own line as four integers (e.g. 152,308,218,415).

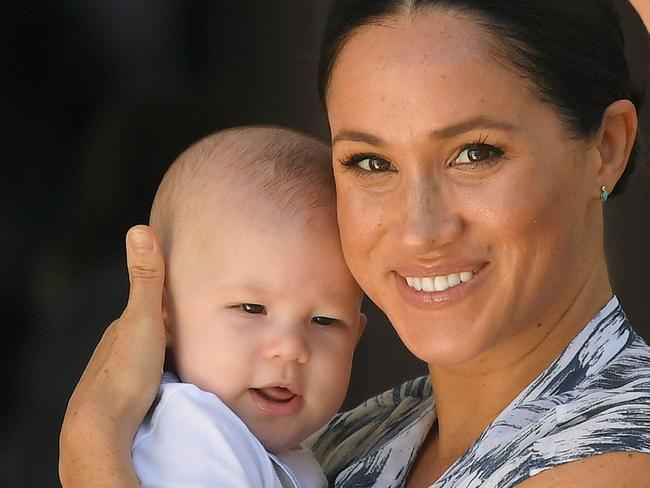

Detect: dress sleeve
132,383,282,488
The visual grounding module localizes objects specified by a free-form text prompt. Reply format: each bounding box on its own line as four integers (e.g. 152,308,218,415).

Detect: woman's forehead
326,10,540,140
357,10,494,62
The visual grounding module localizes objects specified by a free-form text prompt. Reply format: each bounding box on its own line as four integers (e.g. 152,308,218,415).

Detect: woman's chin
392,316,493,367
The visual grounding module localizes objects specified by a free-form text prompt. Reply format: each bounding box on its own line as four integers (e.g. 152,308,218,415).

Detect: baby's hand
59,225,166,487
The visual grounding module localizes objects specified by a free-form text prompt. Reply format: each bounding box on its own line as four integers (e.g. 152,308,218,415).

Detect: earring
600,185,609,202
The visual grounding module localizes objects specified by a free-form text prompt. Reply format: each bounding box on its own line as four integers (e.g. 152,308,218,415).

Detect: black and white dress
307,296,650,487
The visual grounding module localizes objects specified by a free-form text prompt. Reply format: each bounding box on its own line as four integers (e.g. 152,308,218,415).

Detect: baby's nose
263,325,310,364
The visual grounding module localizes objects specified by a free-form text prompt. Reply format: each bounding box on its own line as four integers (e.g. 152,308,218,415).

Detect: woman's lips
249,387,303,416
394,262,489,309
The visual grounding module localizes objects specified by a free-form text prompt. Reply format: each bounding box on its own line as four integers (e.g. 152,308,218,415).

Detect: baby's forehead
172,201,353,289
169,178,340,269
184,129,332,203
179,175,336,230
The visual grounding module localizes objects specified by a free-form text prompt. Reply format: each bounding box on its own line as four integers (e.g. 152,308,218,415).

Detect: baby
131,126,365,487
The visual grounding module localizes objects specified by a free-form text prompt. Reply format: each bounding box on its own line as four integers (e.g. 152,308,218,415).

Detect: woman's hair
318,0,642,195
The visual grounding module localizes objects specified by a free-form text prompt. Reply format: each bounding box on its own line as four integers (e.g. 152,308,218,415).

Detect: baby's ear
356,313,367,343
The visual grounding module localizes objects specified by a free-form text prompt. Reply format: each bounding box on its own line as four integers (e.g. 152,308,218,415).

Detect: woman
60,0,650,486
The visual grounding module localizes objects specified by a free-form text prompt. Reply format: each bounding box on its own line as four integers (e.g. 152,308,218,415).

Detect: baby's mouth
252,387,297,403
249,385,303,415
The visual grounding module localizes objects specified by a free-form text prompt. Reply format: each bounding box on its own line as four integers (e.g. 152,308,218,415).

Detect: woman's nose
262,325,310,364
397,178,463,253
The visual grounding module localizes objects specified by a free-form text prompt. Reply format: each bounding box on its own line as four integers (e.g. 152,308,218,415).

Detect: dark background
2,1,648,486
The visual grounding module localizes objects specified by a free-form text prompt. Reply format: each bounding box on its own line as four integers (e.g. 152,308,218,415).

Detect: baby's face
165,206,364,452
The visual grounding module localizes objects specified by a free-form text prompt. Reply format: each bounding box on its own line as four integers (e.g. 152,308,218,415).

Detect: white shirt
133,373,327,487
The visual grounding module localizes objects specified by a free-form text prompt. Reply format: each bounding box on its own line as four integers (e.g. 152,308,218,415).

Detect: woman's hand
59,225,166,487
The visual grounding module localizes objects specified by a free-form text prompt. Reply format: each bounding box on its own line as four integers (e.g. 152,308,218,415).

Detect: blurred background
2,1,648,486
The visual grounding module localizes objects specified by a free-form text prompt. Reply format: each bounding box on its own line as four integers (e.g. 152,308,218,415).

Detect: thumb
124,225,165,321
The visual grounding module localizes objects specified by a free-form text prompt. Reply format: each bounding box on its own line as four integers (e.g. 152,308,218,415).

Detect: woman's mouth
395,262,489,308
404,270,475,292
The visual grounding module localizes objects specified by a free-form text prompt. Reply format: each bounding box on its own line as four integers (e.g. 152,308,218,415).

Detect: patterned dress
306,296,650,487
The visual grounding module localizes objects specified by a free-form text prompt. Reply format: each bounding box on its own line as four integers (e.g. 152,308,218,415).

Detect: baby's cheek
318,343,355,407
174,328,239,395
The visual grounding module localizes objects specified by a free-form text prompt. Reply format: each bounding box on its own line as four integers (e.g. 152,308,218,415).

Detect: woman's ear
594,99,638,194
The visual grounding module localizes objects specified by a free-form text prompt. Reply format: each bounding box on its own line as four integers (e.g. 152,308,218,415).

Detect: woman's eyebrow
428,116,518,140
332,130,383,146
332,116,518,146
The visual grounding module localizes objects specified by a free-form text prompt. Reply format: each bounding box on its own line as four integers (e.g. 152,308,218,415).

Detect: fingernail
129,229,153,253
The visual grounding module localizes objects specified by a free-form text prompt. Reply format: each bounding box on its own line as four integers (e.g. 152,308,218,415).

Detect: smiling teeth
406,271,474,292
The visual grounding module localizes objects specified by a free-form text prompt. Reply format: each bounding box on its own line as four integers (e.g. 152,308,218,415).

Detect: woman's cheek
337,183,390,291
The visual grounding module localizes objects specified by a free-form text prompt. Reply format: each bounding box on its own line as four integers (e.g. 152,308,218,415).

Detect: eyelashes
337,135,508,175
337,152,394,177
230,304,342,327
240,303,265,314
453,135,506,169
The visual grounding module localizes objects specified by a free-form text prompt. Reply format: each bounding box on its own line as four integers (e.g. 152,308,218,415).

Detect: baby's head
150,126,365,452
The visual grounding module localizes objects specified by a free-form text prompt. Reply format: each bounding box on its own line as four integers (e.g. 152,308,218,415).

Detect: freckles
363,198,389,240
351,193,386,226
479,181,548,236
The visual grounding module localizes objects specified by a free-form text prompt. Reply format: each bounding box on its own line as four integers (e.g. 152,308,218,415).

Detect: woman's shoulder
535,332,650,448
597,329,650,386
305,375,433,483
564,329,650,415
513,338,650,485
504,330,650,484
525,303,650,435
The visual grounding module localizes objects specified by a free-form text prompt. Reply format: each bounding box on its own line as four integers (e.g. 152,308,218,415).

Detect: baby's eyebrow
220,283,269,295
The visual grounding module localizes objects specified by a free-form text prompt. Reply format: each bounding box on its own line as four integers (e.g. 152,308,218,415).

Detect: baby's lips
254,386,296,402
249,386,304,416
254,380,302,397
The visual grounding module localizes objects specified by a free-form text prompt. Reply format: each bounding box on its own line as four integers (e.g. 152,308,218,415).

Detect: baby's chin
248,420,317,453
255,430,303,453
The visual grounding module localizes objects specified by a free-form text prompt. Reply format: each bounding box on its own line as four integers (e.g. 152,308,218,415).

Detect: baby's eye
241,303,266,314
453,144,503,166
312,316,339,326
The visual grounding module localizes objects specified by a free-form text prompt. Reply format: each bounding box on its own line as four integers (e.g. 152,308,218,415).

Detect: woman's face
327,10,604,366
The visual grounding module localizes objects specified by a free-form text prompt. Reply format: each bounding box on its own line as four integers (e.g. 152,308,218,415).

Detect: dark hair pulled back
318,0,642,195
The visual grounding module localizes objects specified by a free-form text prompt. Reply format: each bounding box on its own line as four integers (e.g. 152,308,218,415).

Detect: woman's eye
357,156,392,172
241,303,266,314
312,316,338,326
338,153,396,176
454,144,503,166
